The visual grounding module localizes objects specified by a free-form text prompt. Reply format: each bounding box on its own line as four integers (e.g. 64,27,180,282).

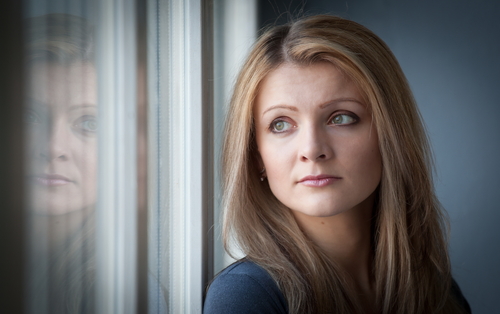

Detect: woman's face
25,62,97,215
254,62,382,218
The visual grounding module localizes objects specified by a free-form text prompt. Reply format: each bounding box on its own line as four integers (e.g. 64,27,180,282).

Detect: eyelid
73,115,98,133
328,111,359,125
25,108,41,124
268,116,294,133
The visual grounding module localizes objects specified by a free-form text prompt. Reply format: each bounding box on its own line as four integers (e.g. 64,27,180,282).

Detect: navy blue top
204,261,288,313
204,260,471,314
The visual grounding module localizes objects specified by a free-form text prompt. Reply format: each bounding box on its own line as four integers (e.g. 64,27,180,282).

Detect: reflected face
26,63,97,215
254,62,382,218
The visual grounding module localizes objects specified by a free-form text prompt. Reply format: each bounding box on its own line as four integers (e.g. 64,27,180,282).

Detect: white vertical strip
185,0,204,312
147,0,174,312
222,0,258,103
95,0,137,313
213,0,258,273
146,0,166,312
168,0,186,312
148,0,205,312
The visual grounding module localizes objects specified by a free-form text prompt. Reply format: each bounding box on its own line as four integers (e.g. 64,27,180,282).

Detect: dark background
257,1,500,313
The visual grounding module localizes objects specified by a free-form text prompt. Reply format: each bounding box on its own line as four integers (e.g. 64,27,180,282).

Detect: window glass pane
212,0,257,274
23,0,143,313
146,0,210,312
21,0,212,313
23,6,98,313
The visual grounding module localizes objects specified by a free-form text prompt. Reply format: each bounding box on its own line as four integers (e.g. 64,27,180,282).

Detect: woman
204,15,471,314
25,14,97,313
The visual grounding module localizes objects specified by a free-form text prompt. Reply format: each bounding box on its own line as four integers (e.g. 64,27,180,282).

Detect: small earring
259,167,266,181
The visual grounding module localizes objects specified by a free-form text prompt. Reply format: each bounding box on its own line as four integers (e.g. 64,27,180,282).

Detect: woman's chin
28,194,94,216
26,183,95,215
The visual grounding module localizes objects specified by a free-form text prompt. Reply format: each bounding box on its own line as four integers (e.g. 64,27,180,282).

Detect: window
1,0,258,312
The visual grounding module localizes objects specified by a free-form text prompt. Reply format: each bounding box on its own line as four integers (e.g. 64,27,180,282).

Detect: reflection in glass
24,14,97,313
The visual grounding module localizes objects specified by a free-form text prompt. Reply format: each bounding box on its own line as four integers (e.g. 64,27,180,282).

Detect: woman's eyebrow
68,104,97,111
262,105,298,117
319,98,364,109
25,99,97,111
262,98,365,117
26,97,45,108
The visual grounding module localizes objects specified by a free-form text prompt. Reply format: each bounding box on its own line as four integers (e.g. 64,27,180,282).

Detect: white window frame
95,0,139,313
147,0,213,312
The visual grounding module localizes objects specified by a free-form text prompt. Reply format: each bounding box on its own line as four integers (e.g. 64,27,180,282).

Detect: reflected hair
222,15,468,314
27,13,94,64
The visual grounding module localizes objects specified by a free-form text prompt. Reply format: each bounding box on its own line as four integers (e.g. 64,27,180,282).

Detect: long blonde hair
222,15,467,314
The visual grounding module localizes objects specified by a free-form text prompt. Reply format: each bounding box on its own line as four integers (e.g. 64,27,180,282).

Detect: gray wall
258,1,500,313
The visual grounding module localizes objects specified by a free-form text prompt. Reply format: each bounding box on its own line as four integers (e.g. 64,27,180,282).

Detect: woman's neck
29,205,94,256
292,192,376,295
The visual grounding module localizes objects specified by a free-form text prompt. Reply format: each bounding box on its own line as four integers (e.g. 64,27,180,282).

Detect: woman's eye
74,116,98,133
330,114,357,125
82,119,98,132
270,120,292,133
24,110,40,124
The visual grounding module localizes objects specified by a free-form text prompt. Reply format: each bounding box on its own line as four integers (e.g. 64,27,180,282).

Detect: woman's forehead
28,62,97,110
254,62,371,114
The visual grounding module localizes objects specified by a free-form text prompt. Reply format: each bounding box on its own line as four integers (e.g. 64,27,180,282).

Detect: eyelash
24,109,41,124
73,115,98,134
268,118,293,133
268,112,359,134
328,112,359,125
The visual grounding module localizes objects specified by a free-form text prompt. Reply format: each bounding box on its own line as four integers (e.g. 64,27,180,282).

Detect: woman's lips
30,174,72,186
298,175,341,187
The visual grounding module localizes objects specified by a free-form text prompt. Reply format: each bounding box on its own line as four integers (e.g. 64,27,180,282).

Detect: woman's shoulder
451,278,472,313
203,260,288,314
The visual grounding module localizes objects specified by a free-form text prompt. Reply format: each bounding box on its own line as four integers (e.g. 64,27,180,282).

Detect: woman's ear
254,152,267,181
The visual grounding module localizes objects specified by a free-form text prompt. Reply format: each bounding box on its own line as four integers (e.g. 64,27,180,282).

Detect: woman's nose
38,121,69,161
299,125,333,162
